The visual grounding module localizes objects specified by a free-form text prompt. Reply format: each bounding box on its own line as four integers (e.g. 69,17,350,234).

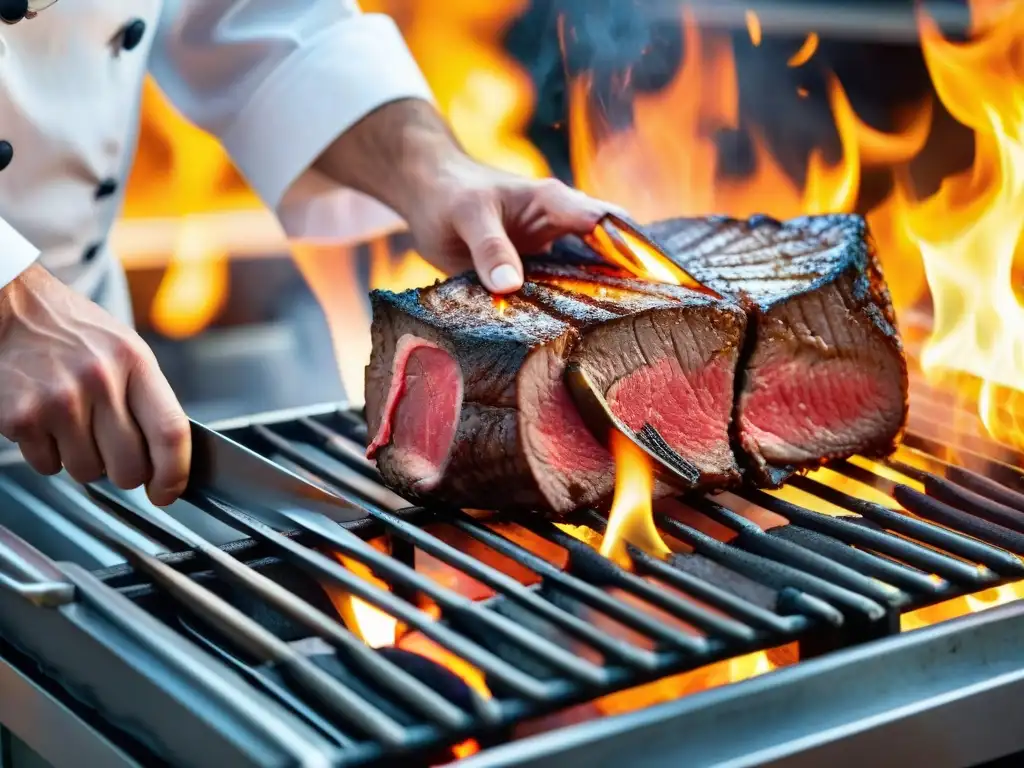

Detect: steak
365,262,747,516
648,214,908,483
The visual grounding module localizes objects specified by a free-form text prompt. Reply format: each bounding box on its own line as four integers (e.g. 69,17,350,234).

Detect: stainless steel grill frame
0,398,1019,767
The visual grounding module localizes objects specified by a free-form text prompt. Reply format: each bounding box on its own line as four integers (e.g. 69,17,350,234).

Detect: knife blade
186,419,368,526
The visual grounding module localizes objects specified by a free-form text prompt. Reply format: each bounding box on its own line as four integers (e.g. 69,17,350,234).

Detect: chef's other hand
0,264,190,505
314,98,622,294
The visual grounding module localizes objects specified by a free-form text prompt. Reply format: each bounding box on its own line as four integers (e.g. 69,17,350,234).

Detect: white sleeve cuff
221,14,434,212
0,217,39,290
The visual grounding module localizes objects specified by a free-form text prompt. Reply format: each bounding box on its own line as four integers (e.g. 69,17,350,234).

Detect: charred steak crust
366,213,908,515
367,263,746,516
648,213,909,483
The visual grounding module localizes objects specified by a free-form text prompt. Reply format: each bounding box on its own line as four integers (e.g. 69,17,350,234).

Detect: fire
599,431,671,567
899,0,1024,447
319,550,493,708
566,8,926,231
127,80,254,338
363,0,549,180
582,222,710,290
787,33,819,68
321,551,399,649
745,11,762,47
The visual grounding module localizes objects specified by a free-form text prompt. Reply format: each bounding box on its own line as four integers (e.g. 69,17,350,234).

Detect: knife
585,213,722,299
186,419,368,527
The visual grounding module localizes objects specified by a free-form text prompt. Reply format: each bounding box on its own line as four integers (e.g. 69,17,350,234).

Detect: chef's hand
314,98,620,294
0,264,190,505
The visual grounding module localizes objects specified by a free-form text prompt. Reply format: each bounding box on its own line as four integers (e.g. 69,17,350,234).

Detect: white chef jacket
0,0,431,302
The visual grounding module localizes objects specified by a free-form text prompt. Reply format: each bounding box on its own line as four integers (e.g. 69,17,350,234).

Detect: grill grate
0,393,1022,767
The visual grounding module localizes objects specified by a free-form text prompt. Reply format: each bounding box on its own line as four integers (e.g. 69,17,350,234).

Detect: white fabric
0,217,39,289
0,0,433,292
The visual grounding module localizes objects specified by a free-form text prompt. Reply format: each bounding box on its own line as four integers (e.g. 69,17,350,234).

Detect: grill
0,379,1022,768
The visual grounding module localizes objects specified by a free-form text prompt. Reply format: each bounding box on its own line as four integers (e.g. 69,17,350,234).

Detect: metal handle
0,526,74,607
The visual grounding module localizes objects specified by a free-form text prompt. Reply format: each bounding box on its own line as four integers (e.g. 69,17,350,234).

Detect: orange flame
320,550,493,708
745,11,762,47
787,33,819,68
321,552,399,649
129,80,254,338
599,431,671,567
567,9,926,230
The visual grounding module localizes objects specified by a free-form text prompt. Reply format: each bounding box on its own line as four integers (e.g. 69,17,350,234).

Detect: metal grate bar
737,488,969,589
83,484,477,732
887,460,1024,534
649,508,887,621
690,498,904,607
185,493,567,702
6,400,1024,767
790,476,1023,577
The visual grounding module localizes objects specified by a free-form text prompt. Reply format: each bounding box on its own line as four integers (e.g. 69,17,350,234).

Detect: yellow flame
904,0,1024,446
322,553,399,648
149,220,229,339
599,431,672,567
787,33,819,68
745,11,762,47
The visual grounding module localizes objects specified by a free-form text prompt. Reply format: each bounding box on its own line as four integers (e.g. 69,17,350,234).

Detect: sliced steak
648,214,908,483
366,264,746,515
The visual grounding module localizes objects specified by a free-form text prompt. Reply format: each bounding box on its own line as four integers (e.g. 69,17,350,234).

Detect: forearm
311,98,465,220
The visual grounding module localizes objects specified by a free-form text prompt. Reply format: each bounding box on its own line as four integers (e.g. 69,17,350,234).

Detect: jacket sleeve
0,216,39,290
148,1,433,215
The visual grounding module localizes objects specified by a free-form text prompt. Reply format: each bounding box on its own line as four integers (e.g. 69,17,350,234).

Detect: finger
51,406,104,484
19,435,61,476
94,398,151,490
520,181,627,238
126,355,190,506
42,381,104,483
452,201,523,294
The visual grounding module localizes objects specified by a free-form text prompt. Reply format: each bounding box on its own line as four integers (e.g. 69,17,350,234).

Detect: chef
0,1,614,506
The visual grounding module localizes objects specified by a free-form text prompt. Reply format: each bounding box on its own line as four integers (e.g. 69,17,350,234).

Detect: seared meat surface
366,261,746,515
649,214,908,483
366,213,908,513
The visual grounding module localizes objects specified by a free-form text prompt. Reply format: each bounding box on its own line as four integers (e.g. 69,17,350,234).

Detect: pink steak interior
367,336,463,491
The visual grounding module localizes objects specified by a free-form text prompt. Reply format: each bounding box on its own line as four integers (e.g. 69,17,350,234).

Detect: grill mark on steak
648,214,908,483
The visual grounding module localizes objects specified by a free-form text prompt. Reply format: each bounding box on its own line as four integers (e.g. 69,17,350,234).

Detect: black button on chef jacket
0,141,12,172
95,178,118,199
120,18,146,51
0,0,27,24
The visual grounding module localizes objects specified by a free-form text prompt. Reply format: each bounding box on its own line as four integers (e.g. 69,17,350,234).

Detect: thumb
452,203,523,294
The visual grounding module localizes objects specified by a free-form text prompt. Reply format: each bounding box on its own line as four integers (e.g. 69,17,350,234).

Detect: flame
567,9,925,231
126,0,542,346
745,11,762,47
898,0,1024,447
363,0,549,179
594,648,778,716
787,33,819,68
599,431,672,567
321,552,399,648
128,80,253,338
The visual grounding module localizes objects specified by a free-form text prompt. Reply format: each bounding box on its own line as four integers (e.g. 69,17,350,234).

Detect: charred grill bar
0,385,1019,767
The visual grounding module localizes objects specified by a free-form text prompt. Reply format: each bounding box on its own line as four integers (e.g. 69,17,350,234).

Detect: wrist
0,263,44,337
313,98,468,220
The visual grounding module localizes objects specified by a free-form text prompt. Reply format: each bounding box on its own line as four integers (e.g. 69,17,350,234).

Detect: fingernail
489,264,521,293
